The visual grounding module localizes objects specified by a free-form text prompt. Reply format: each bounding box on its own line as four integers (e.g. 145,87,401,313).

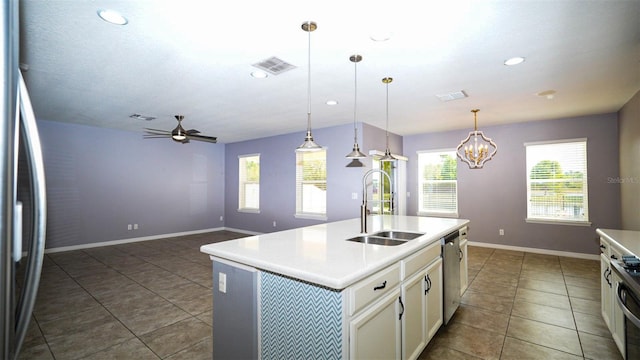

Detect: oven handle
616,282,640,328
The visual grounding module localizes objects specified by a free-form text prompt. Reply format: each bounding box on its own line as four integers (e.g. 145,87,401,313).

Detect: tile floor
19,232,622,359
419,246,622,360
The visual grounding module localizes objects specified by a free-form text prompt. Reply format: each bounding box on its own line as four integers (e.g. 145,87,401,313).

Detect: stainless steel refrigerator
1,1,47,359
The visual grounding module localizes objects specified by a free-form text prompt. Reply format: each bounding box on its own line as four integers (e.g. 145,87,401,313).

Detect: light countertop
200,215,469,290
596,228,640,256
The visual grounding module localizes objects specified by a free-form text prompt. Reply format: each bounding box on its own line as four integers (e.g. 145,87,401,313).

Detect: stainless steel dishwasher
442,230,461,325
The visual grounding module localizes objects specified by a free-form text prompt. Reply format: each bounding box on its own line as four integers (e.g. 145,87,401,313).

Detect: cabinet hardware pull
373,280,387,291
600,244,606,249
606,268,612,287
611,254,618,260
459,248,464,261
398,296,404,320
424,275,432,295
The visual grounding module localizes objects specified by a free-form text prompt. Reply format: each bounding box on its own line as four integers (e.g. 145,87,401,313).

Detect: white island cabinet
201,215,469,359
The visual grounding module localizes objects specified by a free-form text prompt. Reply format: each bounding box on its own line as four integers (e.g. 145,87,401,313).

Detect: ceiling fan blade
186,129,200,135
143,134,171,139
189,134,218,143
144,128,171,135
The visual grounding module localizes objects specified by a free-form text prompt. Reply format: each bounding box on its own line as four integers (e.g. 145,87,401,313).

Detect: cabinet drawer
401,241,441,280
349,263,401,316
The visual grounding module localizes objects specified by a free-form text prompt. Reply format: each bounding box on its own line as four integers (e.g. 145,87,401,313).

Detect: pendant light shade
346,54,367,159
296,21,322,152
380,77,397,162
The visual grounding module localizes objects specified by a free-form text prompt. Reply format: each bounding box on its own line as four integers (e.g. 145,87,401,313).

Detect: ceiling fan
144,115,217,144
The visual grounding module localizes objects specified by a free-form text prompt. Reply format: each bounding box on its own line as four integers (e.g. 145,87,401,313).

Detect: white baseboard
468,241,600,261
224,227,262,236
45,227,228,254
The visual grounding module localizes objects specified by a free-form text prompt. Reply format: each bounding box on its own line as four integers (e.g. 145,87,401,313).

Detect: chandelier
456,109,497,168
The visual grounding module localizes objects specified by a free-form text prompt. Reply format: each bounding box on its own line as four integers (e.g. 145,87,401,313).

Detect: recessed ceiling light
326,100,338,106
504,57,525,66
97,9,128,25
250,70,268,79
536,89,556,99
370,32,392,42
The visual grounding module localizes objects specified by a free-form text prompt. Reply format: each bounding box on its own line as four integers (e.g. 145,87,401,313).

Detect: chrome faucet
361,169,393,233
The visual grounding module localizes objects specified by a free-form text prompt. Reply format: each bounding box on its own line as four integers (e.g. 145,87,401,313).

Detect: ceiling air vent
252,56,296,75
435,90,468,102
129,114,156,121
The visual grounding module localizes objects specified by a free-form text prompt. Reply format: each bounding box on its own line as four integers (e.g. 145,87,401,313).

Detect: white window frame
238,154,260,213
525,139,590,226
295,149,327,220
417,149,458,217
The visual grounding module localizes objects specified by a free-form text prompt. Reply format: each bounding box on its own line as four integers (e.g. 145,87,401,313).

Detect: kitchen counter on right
596,228,640,256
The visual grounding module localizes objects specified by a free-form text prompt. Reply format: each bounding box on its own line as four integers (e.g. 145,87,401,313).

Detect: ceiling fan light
171,124,187,141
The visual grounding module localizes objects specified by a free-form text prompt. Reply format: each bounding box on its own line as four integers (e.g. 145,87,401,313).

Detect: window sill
238,208,260,214
525,218,592,227
417,211,459,219
294,213,328,221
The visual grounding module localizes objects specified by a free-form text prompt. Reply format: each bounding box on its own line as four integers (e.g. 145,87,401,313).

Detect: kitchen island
200,215,469,359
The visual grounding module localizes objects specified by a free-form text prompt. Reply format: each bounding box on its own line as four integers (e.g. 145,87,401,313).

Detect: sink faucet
361,169,393,233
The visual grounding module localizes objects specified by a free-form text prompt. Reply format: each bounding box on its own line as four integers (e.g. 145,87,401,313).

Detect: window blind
296,150,327,215
418,150,457,215
526,140,588,223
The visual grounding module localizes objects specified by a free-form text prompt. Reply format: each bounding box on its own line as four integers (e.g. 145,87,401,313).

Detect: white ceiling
19,0,640,144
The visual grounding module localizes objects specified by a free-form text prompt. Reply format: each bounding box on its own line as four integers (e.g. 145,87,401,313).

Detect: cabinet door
350,288,402,360
402,270,427,360
600,253,613,332
459,239,468,296
610,269,626,356
425,258,443,341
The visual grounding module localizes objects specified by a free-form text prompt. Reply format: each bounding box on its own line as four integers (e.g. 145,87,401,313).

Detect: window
525,139,589,224
295,150,327,219
238,154,260,211
417,150,458,216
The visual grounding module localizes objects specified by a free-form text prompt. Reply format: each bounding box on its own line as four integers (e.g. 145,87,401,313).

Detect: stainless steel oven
612,259,640,359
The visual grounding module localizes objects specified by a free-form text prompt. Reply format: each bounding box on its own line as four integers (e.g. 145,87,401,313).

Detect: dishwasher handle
616,282,640,329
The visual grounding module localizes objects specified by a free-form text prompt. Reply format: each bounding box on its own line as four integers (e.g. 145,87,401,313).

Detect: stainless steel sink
372,231,424,240
346,231,425,246
346,235,407,246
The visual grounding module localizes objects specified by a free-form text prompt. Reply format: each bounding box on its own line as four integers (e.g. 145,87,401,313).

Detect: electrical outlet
127,224,132,231
219,215,224,221
218,272,227,293
407,192,410,198
273,221,277,227
133,223,138,230
499,229,505,236
351,192,357,200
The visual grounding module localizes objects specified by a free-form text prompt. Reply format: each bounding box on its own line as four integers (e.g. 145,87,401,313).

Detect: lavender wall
619,90,640,230
37,120,226,249
224,123,402,233
403,114,621,255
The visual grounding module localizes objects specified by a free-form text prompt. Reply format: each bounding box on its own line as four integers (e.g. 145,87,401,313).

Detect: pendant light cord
307,23,312,132
353,59,358,143
385,80,390,149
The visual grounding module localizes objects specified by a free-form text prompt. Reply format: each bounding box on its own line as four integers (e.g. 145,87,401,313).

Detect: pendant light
380,77,396,162
296,21,322,152
456,109,498,168
346,54,367,159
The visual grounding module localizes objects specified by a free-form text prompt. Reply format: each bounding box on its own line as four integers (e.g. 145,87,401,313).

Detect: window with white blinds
417,150,458,216
238,154,260,211
295,150,327,219
525,139,589,224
